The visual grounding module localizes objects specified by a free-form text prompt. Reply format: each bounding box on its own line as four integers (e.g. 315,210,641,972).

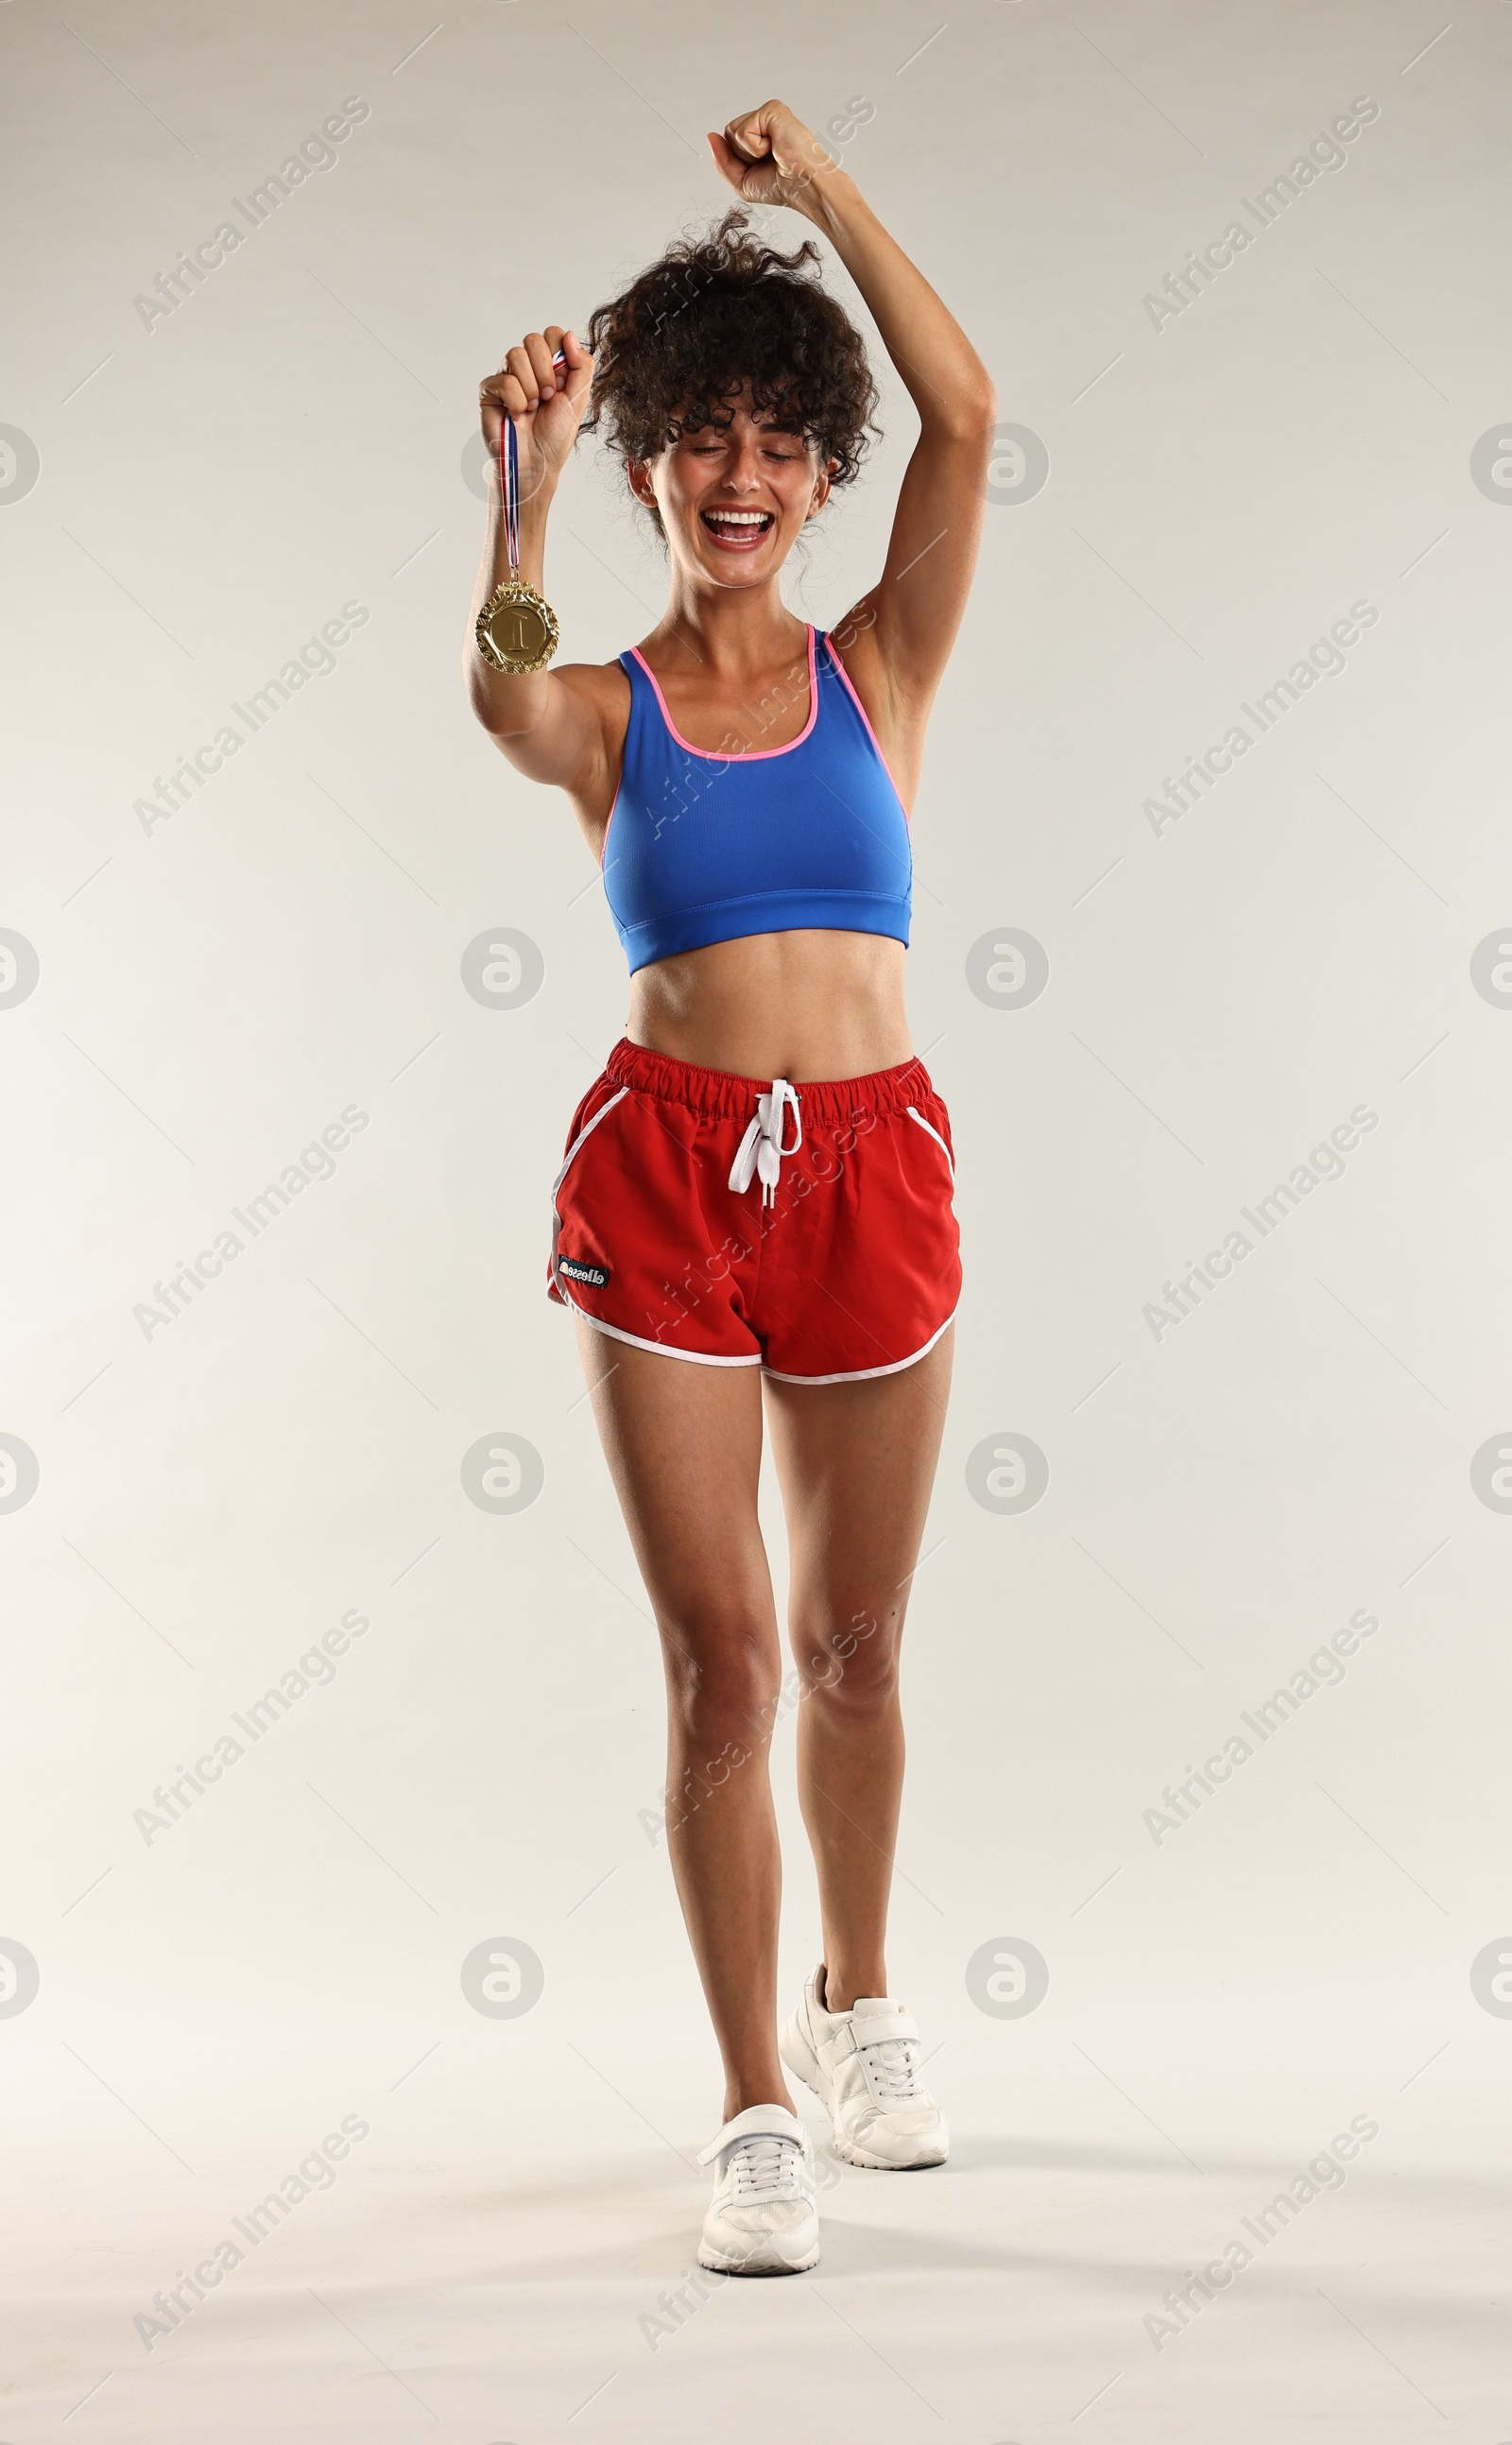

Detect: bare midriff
627,928,913,1085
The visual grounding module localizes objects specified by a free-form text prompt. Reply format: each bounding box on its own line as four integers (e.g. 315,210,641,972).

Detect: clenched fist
478,325,593,499
707,99,836,215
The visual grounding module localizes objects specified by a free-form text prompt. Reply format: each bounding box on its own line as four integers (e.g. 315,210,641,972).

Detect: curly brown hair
579,209,880,520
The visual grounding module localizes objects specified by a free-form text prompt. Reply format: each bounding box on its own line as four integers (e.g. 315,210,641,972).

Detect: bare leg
762,1327,954,2009
573,1317,794,2119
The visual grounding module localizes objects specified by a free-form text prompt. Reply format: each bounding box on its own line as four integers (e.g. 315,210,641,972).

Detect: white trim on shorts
549,1087,627,1300
761,1300,960,1386
555,1288,764,1367
561,1292,956,1380
904,1103,955,1181
549,1086,629,1214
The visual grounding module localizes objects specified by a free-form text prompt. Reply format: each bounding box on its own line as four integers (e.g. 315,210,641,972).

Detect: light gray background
4,0,1510,2437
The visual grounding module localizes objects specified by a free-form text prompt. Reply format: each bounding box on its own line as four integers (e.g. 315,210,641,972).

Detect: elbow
468,674,531,745
943,377,998,442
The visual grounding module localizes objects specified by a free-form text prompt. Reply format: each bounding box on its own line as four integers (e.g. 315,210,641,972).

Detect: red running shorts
545,1037,962,1382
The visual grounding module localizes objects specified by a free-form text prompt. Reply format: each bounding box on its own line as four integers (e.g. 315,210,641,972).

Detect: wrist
490,462,560,507
795,164,861,236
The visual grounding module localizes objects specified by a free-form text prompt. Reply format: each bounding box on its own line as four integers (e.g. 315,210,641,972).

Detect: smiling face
628,386,834,588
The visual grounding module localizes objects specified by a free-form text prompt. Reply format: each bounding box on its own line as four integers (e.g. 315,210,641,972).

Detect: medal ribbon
501,417,522,575
499,345,566,577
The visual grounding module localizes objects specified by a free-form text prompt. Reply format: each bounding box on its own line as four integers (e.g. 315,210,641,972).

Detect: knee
793,1604,902,1715
661,1608,781,1749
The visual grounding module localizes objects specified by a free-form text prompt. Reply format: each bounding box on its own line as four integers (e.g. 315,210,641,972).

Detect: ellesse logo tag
558,1254,610,1289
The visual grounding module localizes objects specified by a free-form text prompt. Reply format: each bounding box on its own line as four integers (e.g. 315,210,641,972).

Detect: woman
468,99,994,2275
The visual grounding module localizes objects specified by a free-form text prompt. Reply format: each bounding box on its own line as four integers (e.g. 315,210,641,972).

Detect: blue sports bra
600,624,913,973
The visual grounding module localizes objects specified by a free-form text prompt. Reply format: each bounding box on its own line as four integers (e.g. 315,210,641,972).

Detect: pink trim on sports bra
627,625,819,764
598,656,633,876
598,763,622,874
821,634,911,823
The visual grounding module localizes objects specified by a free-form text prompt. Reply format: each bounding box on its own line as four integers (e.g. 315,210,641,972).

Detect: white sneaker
781,1965,948,2169
696,2103,820,2275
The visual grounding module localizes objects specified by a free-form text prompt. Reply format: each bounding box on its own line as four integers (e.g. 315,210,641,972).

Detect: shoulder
548,656,634,774
552,655,632,722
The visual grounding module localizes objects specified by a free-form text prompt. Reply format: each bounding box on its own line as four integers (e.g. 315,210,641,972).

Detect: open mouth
699,508,775,550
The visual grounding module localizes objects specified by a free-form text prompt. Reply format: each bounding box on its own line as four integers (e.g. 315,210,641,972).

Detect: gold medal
479,363,564,674
476,577,560,674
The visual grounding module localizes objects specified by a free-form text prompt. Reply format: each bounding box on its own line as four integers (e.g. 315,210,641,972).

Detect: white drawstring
728,1079,802,1208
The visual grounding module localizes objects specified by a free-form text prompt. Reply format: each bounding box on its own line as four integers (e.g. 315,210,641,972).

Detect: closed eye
690,441,802,460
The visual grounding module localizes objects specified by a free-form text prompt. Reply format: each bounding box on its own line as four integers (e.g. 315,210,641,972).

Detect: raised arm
710,102,996,735
466,326,618,803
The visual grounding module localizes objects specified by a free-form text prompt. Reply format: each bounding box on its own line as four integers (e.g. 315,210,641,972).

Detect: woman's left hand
707,100,833,214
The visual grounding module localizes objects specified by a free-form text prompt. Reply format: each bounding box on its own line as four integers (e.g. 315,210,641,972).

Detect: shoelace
862,2035,925,2104
729,2134,803,2198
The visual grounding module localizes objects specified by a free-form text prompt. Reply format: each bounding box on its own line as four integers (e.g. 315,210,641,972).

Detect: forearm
466,474,556,736
799,171,994,437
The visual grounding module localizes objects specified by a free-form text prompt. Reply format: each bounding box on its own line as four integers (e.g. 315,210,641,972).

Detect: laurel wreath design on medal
476,577,560,676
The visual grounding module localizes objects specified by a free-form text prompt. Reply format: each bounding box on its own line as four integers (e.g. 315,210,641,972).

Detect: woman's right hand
478,324,593,502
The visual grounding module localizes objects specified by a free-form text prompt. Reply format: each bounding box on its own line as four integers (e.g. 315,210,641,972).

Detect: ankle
722,2079,796,2122
820,1962,886,2015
